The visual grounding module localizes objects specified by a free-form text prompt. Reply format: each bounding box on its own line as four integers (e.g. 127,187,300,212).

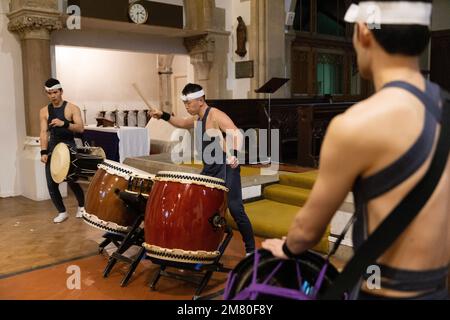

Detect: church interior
0,0,449,301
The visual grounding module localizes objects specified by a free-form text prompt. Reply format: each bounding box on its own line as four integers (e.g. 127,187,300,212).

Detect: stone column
183,34,214,89
249,0,267,99
157,54,174,114
8,0,62,137
249,0,288,98
7,0,63,201
183,0,231,99
284,30,296,97
184,0,215,30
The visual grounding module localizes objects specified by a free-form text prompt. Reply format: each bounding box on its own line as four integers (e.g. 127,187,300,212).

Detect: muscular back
344,80,450,294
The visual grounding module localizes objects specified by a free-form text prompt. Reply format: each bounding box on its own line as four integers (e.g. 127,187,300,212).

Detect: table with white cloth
82,125,150,163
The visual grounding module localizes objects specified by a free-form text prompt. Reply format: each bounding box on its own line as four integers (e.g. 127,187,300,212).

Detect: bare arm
168,115,196,129
39,107,49,163
150,109,196,129
207,108,243,168
212,109,244,152
263,115,368,256
69,104,84,133
48,103,84,133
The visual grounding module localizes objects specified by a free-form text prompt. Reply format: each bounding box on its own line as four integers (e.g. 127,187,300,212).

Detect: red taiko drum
143,171,229,264
83,160,154,235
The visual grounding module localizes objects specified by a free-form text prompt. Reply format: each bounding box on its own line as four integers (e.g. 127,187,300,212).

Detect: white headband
344,1,432,27
45,84,62,91
181,90,205,102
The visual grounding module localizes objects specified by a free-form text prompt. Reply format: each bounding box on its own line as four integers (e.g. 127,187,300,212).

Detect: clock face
129,3,148,24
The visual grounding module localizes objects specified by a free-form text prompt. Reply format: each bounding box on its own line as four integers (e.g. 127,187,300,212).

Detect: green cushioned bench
226,171,330,255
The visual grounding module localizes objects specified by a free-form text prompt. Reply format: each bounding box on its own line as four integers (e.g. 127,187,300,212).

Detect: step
279,171,318,189
263,184,311,207
226,199,329,255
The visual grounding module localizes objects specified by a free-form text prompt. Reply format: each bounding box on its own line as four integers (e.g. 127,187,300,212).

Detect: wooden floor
0,235,257,300
0,192,105,277
0,163,342,300
0,190,260,300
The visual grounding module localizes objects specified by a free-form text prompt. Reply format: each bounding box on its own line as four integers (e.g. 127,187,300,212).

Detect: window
316,53,344,95
291,1,365,98
292,49,310,95
293,0,311,32
317,0,346,37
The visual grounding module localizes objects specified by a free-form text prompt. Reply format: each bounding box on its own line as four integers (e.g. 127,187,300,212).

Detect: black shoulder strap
322,89,450,300
202,107,212,123
47,103,55,121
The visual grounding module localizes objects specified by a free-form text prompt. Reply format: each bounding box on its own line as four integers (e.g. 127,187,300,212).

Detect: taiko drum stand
102,192,147,287
147,226,234,300
98,233,125,253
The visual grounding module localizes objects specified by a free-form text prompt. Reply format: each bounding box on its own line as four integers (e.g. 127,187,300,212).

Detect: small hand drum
50,142,105,183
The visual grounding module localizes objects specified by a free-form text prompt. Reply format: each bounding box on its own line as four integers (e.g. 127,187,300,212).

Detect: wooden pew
207,98,327,163
206,98,356,166
297,102,355,167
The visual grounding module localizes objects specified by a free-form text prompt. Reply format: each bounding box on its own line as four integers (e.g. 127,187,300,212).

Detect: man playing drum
150,83,255,256
262,0,449,300
39,78,86,223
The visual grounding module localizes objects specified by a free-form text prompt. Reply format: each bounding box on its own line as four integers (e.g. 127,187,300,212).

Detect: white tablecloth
84,125,150,163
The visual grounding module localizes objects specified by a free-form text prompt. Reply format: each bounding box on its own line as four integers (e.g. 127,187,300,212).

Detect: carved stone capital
183,34,215,58
7,9,62,40
183,34,216,80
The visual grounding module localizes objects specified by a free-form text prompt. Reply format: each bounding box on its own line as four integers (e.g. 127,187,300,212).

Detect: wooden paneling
68,0,129,22
206,98,356,165
67,0,183,28
298,103,353,167
431,30,450,92
292,49,310,95
143,1,183,29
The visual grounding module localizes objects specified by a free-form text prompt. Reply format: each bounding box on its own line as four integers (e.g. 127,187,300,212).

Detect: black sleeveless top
196,107,227,180
352,80,449,295
47,101,75,150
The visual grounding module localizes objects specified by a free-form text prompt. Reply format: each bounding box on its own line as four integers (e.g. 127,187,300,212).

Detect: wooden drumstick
132,83,158,112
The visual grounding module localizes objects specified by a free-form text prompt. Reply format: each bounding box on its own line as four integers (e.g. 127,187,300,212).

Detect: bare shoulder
345,88,421,122
40,105,49,118
210,107,223,117
67,102,81,113
210,107,232,122
326,94,391,150
329,88,424,157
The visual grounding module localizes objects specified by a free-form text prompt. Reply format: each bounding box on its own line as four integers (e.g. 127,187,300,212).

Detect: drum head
50,143,71,183
226,249,340,300
90,147,106,159
78,146,106,159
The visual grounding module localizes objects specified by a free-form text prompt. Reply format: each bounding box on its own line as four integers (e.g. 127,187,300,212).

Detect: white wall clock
129,2,148,25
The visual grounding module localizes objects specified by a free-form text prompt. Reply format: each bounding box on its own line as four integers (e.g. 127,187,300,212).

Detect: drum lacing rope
224,250,330,300
155,172,227,187
100,161,134,175
224,218,355,300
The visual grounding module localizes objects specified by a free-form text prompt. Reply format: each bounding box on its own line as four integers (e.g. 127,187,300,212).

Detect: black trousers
224,166,255,254
45,141,84,213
